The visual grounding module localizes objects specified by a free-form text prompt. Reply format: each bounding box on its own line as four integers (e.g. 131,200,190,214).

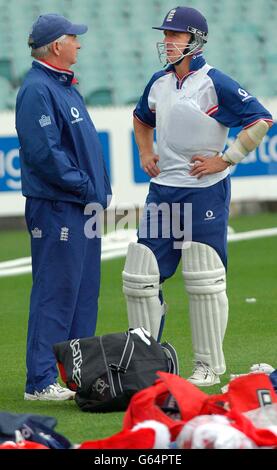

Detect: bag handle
161,342,179,375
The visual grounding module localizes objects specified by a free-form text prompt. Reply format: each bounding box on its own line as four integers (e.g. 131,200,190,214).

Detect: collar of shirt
167,51,206,89
32,59,79,86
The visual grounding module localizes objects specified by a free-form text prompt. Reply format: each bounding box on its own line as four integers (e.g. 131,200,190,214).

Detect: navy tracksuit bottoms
25,198,101,393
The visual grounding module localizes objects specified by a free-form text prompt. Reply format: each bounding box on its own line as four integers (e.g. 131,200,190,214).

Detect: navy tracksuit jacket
16,60,112,393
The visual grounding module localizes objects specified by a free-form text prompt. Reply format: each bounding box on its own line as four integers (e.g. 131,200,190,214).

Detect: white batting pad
122,242,165,340
182,242,228,375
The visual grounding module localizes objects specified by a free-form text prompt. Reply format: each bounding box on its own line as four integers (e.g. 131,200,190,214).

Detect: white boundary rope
1,227,277,278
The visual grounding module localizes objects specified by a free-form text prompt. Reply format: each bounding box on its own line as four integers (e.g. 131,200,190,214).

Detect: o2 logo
0,138,21,191
238,88,252,102
71,107,80,119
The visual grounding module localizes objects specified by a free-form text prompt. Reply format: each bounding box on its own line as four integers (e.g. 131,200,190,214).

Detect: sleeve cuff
133,112,155,129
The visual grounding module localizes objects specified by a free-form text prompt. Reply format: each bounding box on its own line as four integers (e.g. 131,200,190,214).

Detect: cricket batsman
122,6,273,386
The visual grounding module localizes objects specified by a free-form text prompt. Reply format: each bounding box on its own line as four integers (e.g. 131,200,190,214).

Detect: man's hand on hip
140,152,161,177
189,154,230,179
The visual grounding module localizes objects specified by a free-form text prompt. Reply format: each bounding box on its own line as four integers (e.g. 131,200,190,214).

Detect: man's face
58,34,81,67
163,30,191,63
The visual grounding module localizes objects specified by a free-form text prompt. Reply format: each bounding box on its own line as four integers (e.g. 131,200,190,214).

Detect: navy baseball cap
29,13,88,49
152,6,208,36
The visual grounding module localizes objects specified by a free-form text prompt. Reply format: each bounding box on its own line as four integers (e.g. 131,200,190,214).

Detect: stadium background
0,0,276,445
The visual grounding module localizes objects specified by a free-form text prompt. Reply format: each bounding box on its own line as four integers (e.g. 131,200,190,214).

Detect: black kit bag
53,328,179,412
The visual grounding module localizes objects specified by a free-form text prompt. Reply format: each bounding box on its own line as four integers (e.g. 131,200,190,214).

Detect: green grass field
0,212,276,445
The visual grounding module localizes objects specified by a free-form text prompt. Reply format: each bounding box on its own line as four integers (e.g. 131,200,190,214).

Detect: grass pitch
0,212,276,445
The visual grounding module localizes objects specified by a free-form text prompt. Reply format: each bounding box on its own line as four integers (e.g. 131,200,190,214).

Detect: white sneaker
24,383,76,401
187,361,220,387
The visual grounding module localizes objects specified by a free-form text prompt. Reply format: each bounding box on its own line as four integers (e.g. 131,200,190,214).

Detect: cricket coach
16,14,112,400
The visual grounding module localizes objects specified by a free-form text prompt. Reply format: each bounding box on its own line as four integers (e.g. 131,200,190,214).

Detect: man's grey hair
28,34,67,58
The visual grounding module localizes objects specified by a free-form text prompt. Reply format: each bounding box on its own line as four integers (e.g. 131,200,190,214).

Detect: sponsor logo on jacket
39,115,51,127
70,107,83,124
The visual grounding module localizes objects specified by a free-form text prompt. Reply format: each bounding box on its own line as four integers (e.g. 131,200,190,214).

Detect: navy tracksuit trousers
25,198,101,393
